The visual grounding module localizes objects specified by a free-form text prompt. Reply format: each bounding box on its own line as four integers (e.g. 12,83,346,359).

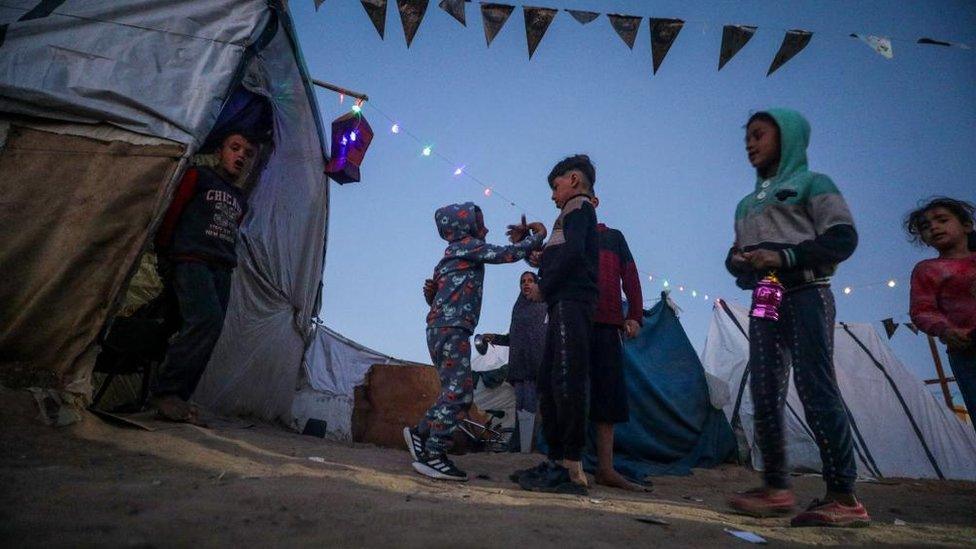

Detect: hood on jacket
757,108,811,188
435,202,484,242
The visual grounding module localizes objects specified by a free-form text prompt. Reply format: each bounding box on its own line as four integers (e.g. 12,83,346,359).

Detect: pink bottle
750,272,784,321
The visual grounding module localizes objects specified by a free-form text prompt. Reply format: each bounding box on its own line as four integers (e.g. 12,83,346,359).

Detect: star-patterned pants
749,285,857,494
418,327,474,455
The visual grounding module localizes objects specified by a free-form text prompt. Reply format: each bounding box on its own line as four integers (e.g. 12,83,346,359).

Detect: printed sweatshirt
539,194,599,306
427,202,544,332
726,108,858,290
910,254,976,338
594,223,643,326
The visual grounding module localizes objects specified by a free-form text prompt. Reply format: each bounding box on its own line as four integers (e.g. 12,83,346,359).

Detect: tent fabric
192,14,331,423
0,0,270,145
304,323,407,397
0,122,184,393
702,299,976,481
583,297,737,479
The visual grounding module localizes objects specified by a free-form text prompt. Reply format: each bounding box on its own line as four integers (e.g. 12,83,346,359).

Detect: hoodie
427,202,544,332
726,109,858,290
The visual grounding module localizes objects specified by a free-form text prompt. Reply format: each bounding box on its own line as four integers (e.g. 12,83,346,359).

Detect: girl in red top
906,197,976,435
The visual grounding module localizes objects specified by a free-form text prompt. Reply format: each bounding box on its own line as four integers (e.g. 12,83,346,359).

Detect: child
589,195,645,491
405,203,545,481
516,154,600,495
906,197,976,435
725,110,870,527
151,132,256,423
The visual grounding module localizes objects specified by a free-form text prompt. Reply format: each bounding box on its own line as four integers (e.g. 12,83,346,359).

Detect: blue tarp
582,295,736,480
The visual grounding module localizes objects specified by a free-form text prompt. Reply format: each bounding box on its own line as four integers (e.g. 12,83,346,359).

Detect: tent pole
927,334,954,411
312,79,369,102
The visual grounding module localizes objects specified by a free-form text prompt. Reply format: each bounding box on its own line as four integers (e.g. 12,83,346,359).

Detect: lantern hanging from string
325,109,373,184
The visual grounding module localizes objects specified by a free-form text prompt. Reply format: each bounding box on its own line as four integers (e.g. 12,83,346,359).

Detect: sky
290,1,975,404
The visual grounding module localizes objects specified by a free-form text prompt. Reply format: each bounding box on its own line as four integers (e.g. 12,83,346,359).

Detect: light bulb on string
391,123,400,134
678,286,685,292
648,274,653,282
691,290,698,298
422,146,432,157
453,167,464,176
662,280,670,289
843,287,852,295
887,279,896,288
351,104,362,114
704,294,709,300
484,188,492,197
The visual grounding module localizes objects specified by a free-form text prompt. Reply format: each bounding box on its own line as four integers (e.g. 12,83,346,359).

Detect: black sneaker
412,452,468,481
509,460,554,484
403,426,426,461
518,463,587,495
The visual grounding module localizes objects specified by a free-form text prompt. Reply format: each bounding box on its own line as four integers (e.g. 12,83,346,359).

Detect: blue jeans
947,348,976,437
153,262,232,400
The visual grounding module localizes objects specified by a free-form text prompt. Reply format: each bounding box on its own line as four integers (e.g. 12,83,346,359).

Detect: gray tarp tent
0,1,330,416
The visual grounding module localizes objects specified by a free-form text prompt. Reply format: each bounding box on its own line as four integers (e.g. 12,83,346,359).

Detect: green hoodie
727,109,858,289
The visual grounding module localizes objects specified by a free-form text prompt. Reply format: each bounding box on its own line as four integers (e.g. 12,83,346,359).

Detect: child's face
920,207,972,251
745,119,780,174
550,171,581,209
520,273,538,297
218,134,257,178
475,210,488,239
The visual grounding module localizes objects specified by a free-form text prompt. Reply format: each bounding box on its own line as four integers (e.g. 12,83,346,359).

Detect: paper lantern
325,111,374,184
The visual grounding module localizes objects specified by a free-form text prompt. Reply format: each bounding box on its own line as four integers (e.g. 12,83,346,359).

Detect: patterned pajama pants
749,285,857,494
419,327,474,454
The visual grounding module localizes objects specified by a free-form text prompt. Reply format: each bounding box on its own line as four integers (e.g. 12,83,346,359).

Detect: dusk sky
291,1,975,403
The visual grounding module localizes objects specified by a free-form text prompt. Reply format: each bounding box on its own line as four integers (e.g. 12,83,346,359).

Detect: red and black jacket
594,223,643,326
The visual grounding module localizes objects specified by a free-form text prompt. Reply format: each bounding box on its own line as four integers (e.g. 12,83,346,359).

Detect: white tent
702,300,976,481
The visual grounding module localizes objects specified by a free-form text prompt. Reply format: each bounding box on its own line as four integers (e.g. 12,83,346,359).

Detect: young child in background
906,197,976,435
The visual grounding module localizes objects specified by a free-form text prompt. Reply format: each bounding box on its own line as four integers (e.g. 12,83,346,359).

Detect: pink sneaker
790,499,871,528
728,487,796,517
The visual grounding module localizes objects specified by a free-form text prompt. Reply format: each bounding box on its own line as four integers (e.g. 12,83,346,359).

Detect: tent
702,299,976,481
0,2,330,417
582,296,736,479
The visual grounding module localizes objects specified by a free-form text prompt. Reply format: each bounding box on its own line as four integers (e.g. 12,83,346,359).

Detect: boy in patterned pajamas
725,109,870,527
405,202,545,481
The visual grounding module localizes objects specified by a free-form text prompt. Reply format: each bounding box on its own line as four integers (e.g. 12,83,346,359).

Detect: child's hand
743,249,783,270
527,250,543,268
527,221,547,240
423,278,436,305
623,319,640,339
506,215,529,243
941,328,972,351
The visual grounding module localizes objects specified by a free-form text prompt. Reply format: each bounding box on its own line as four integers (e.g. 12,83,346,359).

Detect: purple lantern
325,111,374,184
750,272,784,321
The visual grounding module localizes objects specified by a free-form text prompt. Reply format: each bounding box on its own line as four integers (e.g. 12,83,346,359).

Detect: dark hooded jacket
426,202,544,332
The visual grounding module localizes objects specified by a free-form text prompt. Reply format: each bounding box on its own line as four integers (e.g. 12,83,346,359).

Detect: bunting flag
397,0,429,48
314,0,326,11
361,0,387,39
438,0,465,26
767,29,813,76
905,322,920,335
718,25,757,70
481,3,515,47
566,9,598,25
918,37,971,49
648,18,684,74
853,34,893,59
523,6,557,59
607,13,641,50
882,318,899,339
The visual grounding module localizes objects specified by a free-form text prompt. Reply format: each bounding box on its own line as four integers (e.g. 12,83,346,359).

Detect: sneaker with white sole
412,452,468,481
403,426,426,461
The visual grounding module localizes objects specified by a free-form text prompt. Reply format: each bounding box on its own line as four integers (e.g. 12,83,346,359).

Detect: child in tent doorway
725,110,870,527
588,194,648,491
405,203,546,481
151,132,256,424
906,197,976,436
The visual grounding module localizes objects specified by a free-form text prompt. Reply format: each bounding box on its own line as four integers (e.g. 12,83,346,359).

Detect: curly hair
904,196,975,246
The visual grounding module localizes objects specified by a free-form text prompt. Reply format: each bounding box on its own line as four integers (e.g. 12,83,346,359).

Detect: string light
351,104,362,114
422,146,432,156
844,286,853,295
691,290,698,298
484,187,492,197
648,275,653,281
453,167,464,176
678,286,685,292
662,280,670,288
391,123,400,134
887,279,896,288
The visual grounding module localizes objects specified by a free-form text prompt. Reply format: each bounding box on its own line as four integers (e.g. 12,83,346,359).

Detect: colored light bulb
422,146,432,156
887,280,896,288
391,123,400,134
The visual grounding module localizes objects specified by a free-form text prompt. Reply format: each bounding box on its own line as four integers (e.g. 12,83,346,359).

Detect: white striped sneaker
403,426,425,461
412,452,468,481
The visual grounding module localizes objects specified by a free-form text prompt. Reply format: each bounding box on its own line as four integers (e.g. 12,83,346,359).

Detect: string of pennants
314,0,970,76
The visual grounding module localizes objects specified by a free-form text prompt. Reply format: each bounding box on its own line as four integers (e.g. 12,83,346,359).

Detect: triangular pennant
314,0,326,11
361,0,387,39
397,0,429,48
566,9,599,25
607,13,642,50
648,18,684,74
918,37,971,49
718,25,757,70
523,6,557,59
882,318,899,339
438,0,465,26
852,34,893,59
766,29,813,76
480,3,515,47
905,322,919,335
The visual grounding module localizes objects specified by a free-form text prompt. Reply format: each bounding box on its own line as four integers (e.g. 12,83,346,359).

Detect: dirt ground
2,388,975,548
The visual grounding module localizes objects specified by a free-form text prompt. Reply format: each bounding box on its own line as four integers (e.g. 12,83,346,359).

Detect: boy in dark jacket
517,155,599,495
151,133,255,423
405,203,545,481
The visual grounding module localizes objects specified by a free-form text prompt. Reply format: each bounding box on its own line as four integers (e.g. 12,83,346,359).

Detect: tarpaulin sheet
581,297,736,479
